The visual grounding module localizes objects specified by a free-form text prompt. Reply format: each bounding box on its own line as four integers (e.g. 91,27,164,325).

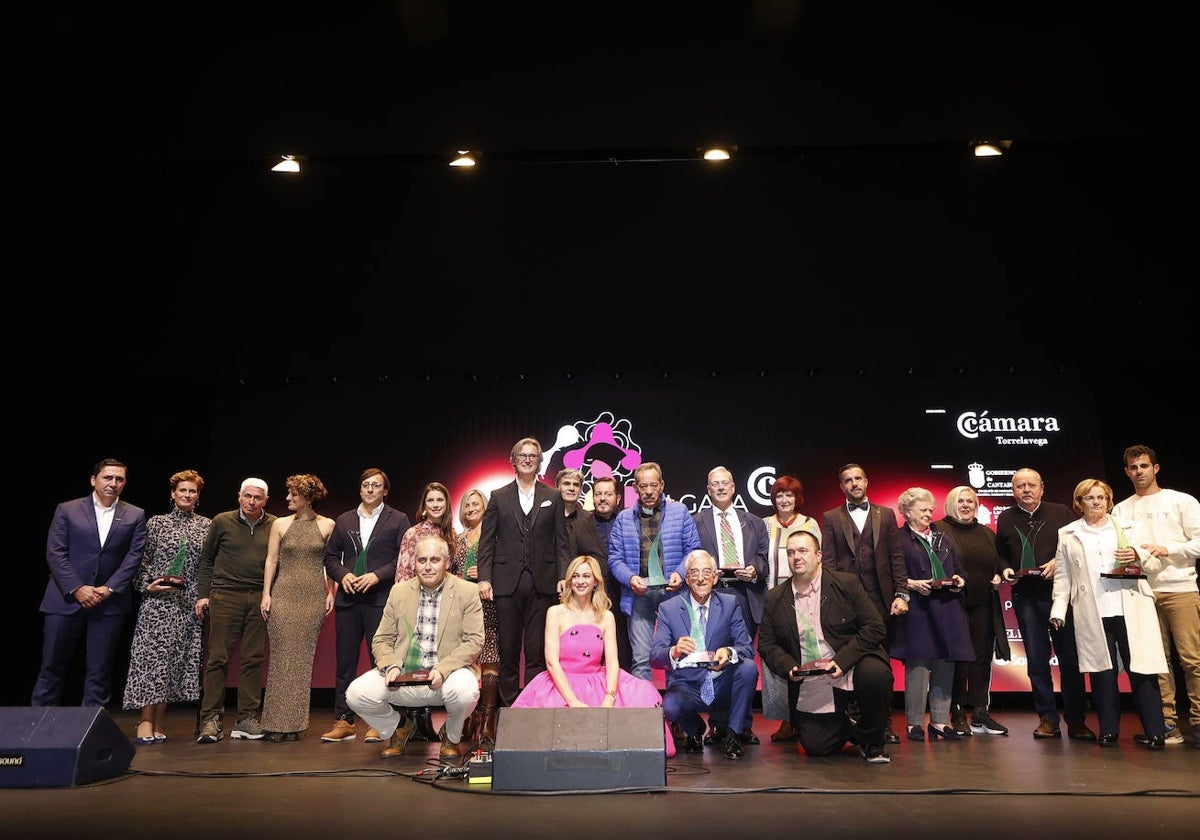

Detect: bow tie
847,502,869,512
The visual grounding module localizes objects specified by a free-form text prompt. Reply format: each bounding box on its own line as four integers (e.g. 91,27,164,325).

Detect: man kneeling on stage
758,530,894,765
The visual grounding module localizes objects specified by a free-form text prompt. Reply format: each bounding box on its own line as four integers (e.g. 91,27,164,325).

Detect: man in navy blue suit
651,549,758,759
33,457,148,708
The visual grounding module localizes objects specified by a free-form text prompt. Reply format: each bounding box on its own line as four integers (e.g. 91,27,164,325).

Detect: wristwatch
894,592,911,602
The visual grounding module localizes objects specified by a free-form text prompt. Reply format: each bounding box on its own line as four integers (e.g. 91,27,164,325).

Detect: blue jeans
628,586,676,681
1012,584,1087,724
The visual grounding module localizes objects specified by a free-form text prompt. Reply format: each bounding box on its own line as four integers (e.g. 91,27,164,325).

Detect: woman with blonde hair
1050,478,1167,749
512,555,676,756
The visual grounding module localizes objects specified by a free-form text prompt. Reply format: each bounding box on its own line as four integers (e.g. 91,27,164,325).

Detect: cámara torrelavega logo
956,410,1061,445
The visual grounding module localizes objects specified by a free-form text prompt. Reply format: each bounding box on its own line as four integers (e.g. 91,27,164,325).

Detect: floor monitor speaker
492,707,666,791
0,706,135,788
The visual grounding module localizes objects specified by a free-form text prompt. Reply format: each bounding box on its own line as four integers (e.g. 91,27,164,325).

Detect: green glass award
922,538,956,589
162,535,187,589
795,611,834,676
1101,519,1146,579
647,536,666,586
1013,525,1043,578
388,614,432,686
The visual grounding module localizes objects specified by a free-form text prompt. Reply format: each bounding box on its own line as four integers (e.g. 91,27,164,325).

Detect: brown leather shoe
1033,716,1061,739
770,721,799,742
438,723,464,762
380,715,415,758
1067,721,1097,741
320,719,356,742
363,727,382,743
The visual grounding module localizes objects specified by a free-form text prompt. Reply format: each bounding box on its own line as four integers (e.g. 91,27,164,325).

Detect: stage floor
2,706,1196,839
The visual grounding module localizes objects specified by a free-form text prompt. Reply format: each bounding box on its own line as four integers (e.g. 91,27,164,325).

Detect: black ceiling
16,4,1193,382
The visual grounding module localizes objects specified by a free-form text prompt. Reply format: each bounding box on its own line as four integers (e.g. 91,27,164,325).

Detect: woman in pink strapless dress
512,555,675,757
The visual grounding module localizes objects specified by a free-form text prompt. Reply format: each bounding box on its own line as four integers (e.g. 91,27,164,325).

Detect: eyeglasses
686,569,717,580
360,481,384,490
515,453,540,462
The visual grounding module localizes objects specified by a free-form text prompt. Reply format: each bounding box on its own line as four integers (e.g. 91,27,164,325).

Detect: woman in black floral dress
122,470,211,744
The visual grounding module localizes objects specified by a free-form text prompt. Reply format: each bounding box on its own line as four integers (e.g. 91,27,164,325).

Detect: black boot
409,707,438,742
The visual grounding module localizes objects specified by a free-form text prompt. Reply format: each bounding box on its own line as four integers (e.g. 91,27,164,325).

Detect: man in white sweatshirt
1113,444,1200,748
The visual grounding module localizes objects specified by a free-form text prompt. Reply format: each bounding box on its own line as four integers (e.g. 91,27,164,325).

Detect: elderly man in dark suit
477,437,568,707
819,462,908,743
759,530,894,764
319,467,412,744
34,457,148,708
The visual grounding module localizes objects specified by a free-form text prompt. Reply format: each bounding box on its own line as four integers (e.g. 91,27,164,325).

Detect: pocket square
539,500,552,507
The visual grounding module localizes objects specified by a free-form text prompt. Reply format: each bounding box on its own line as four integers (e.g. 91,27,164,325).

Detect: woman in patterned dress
455,488,500,746
760,475,822,743
123,470,211,744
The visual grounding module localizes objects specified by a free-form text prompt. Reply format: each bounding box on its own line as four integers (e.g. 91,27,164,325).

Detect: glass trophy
161,536,187,589
922,539,956,589
796,612,834,676
1101,519,1146,579
388,615,433,686
1013,524,1045,578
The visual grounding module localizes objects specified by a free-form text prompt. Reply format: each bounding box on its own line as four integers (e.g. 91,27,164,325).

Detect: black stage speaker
492,707,666,791
0,707,135,788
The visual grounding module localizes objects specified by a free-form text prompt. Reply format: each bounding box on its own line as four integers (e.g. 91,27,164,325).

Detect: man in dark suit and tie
819,463,908,743
692,465,768,745
477,437,568,707
651,549,759,759
319,467,412,743
34,457,148,708
758,530,894,764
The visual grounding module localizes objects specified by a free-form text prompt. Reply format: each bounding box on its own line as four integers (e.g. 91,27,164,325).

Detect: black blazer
757,568,889,713
478,480,568,597
323,504,411,608
819,503,907,608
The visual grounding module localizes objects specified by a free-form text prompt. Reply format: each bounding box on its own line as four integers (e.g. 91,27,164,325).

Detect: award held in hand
921,538,956,589
795,613,833,677
160,536,187,589
388,615,433,687
1101,519,1147,580
1013,524,1044,578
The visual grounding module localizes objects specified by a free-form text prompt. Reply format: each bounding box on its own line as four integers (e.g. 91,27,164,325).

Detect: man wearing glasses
608,462,701,682
651,549,758,759
477,438,569,707
319,468,411,744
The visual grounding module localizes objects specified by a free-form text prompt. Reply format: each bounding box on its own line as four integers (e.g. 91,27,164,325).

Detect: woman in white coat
1050,478,1168,749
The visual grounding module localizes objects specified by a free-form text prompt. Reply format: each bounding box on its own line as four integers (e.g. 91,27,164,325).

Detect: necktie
698,605,715,705
719,511,739,568
848,502,868,512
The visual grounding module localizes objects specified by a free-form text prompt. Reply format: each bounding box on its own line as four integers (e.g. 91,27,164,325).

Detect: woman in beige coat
1050,478,1168,749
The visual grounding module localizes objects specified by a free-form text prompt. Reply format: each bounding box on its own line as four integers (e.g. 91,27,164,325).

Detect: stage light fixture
971,140,1012,157
271,154,301,173
450,150,477,167
701,145,734,161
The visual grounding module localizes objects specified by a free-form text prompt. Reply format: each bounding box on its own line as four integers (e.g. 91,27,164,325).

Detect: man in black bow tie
819,463,908,743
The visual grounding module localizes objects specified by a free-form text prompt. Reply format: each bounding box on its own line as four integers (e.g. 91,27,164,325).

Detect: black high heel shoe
906,725,925,741
928,723,961,741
